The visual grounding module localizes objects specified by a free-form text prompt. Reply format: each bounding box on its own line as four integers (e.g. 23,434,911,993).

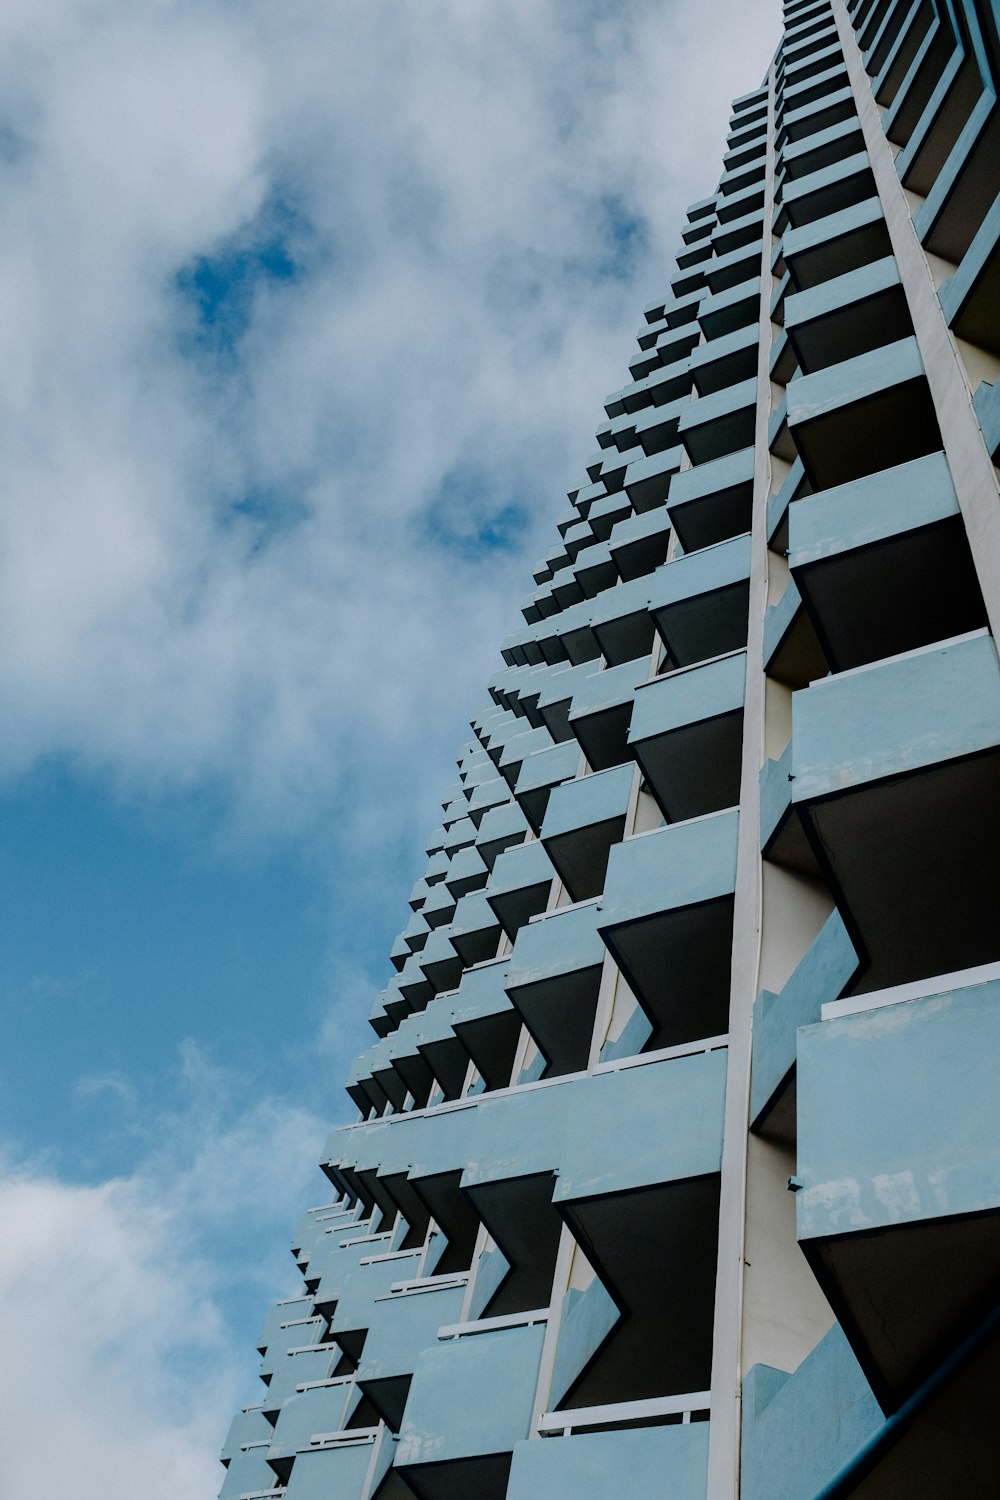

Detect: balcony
503,900,607,1076
356,1280,466,1429
598,809,739,1049
677,377,757,465
394,1319,547,1499
648,533,752,668
450,958,521,1094
628,651,745,822
540,763,633,901
566,657,650,770
792,631,1000,991
797,963,1000,1409
665,447,754,552
784,255,911,372
507,1423,709,1500
786,336,940,489
515,739,581,833
782,196,890,291
486,838,555,940
607,506,672,582
788,451,987,671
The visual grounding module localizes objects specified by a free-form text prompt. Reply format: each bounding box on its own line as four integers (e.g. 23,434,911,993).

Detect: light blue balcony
777,148,875,232
566,656,650,770
741,1327,882,1500
788,450,985,671
587,575,658,666
507,1425,710,1500
792,631,1000,990
665,445,754,552
467,773,512,826
356,1280,465,1428
266,1382,353,1466
749,908,858,1135
281,1436,381,1500
537,661,601,743
551,1051,725,1407
443,844,488,900
697,274,760,340
421,879,456,931
786,336,940,490
414,994,470,1102
540,762,634,901
623,444,685,511
515,738,581,833
497,726,551,790
598,809,739,1048
504,900,607,1075
218,1443,278,1500
607,506,672,582
395,1321,547,1499
574,536,618,596
486,837,554,939
397,950,434,1012
449,889,501,969
781,114,864,183
628,651,745,822
796,965,1000,1408
648,532,751,668
677,376,757,464
785,254,910,373
451,958,521,1092
260,1344,338,1410
220,1405,273,1468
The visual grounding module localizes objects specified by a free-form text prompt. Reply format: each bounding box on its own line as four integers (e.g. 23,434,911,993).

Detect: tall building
218,0,1000,1496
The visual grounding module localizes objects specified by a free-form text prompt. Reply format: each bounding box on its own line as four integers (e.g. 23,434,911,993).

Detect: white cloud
0,0,777,851
0,1,780,1488
0,1045,327,1499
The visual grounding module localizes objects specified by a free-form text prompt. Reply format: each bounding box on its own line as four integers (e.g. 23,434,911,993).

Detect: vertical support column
705,59,778,1500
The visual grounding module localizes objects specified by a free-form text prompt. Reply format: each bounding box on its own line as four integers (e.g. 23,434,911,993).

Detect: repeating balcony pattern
219,1,1000,1495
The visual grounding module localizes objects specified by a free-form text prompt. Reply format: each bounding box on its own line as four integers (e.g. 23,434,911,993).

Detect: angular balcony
690,323,758,396
282,1436,383,1500
587,576,659,666
788,335,943,490
797,963,1000,1409
265,1381,354,1468
503,900,607,1076
623,444,685,512
414,994,472,1102
540,763,634,901
677,377,757,466
628,650,745,822
566,656,650,770
514,739,581,833
781,197,888,296
608,507,672,582
537,661,602,743
597,809,739,1049
444,844,489,900
355,1280,466,1429
486,838,555,940
497,726,551,791
648,533,752,668
784,255,911,373
792,631,1000,991
507,1423,710,1500
450,958,522,1093
788,450,987,671
665,447,755,552
395,1319,547,1500
549,1051,726,1408
449,890,501,969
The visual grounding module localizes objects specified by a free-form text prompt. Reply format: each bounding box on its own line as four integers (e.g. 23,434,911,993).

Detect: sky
0,0,778,1494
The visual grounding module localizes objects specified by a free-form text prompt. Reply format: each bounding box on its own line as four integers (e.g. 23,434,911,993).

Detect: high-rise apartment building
218,1,1000,1495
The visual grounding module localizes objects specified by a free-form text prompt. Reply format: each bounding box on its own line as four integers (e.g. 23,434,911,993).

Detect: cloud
0,1043,327,1499
0,0,778,852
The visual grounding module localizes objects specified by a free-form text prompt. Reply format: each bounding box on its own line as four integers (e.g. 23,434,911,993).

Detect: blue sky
0,0,777,1493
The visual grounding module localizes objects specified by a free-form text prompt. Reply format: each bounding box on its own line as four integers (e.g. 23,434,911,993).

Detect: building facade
219,0,1000,1495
